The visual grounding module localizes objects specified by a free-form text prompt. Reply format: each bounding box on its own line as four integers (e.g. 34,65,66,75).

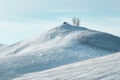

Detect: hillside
14,52,120,80
0,23,120,80
1,23,120,56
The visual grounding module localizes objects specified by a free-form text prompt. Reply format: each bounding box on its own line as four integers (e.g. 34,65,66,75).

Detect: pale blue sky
0,0,120,44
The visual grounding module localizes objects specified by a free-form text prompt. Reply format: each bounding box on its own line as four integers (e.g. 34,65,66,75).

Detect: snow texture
0,44,7,49
0,23,120,80
14,52,120,80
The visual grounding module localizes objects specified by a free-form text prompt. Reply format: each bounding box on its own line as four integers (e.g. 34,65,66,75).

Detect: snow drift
14,52,120,80
0,23,120,80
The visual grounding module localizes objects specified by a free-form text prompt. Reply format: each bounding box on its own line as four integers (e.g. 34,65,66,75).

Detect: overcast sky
0,0,120,44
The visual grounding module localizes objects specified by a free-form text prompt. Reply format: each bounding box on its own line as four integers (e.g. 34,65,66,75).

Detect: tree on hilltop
72,17,80,26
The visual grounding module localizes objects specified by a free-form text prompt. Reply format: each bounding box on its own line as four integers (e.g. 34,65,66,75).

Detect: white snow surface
0,23,120,80
14,52,120,80
0,44,7,50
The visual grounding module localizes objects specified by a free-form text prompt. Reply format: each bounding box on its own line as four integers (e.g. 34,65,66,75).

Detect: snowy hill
0,23,120,80
0,23,89,55
14,52,120,80
0,44,7,50
1,23,120,56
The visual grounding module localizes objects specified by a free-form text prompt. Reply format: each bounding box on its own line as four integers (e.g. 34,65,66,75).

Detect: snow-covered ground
0,23,120,80
14,52,120,80
0,44,7,50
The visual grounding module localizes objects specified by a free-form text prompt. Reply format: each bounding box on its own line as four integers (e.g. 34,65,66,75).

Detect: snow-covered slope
0,44,7,50
0,23,89,55
14,52,120,80
1,23,120,56
0,23,120,80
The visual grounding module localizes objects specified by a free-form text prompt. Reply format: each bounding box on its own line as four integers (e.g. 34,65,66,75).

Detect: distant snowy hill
0,44,7,50
0,23,120,80
14,52,120,80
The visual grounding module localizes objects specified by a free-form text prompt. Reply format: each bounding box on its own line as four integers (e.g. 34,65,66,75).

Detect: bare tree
72,17,77,26
72,17,80,26
76,18,80,26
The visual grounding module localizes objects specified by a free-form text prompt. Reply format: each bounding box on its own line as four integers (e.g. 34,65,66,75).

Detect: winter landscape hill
0,23,120,80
